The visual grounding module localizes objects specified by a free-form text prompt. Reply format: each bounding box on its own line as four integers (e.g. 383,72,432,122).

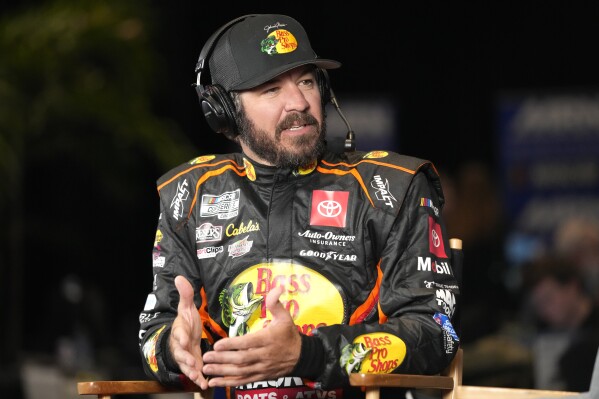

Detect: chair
77,346,580,399
77,238,583,399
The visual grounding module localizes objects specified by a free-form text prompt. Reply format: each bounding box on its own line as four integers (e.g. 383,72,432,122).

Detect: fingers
265,284,285,309
171,275,209,389
265,284,287,322
175,275,194,309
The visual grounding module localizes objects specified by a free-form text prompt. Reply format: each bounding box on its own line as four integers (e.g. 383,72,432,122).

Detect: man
138,14,460,398
522,254,599,392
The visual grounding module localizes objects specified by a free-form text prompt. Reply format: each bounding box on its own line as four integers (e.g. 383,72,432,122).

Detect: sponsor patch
296,159,318,175
371,175,396,208
143,293,157,311
364,151,388,159
310,190,349,228
139,312,160,324
417,257,453,275
299,249,357,262
228,261,345,336
234,380,341,398
436,289,456,318
298,229,355,247
170,179,189,221
197,245,224,259
142,325,165,373
153,255,165,268
200,189,240,219
420,197,439,217
228,236,253,258
189,155,215,164
243,158,256,182
428,216,447,258
341,333,406,374
196,223,222,243
154,229,163,247
226,220,260,237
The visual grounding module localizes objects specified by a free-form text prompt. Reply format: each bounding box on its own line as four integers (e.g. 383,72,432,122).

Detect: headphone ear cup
316,68,332,106
200,84,239,140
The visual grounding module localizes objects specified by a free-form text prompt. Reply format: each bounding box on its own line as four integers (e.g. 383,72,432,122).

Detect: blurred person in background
554,217,599,306
520,253,599,392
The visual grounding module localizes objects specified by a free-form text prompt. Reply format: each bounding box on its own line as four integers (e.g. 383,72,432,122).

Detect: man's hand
202,285,302,387
169,275,209,389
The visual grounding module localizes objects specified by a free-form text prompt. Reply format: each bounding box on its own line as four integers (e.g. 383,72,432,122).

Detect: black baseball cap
207,14,341,91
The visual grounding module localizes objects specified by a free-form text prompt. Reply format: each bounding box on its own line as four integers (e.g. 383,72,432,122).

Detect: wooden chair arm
456,385,580,399
77,380,212,399
349,373,454,390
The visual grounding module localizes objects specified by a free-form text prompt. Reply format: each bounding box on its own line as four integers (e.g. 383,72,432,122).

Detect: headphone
194,14,355,150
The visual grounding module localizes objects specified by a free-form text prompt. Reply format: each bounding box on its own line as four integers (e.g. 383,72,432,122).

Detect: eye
299,78,315,89
259,84,280,96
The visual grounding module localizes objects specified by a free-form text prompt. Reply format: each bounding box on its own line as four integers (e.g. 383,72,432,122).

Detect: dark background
2,1,599,396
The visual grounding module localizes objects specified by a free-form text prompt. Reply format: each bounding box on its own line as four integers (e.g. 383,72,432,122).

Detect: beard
236,109,327,169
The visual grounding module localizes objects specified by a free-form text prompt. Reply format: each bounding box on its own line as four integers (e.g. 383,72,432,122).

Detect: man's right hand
169,275,209,390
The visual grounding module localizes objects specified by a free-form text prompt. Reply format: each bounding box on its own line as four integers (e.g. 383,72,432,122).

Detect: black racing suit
138,149,460,398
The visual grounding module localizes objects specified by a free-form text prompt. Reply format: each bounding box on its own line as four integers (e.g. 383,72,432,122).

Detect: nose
283,84,311,113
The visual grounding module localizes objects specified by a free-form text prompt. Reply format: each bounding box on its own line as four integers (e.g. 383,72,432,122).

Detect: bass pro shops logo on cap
209,14,340,91
260,23,298,55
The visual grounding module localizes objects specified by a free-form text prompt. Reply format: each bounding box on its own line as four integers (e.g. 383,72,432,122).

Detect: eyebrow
264,65,315,86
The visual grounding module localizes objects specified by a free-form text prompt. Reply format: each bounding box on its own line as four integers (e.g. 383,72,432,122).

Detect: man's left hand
202,285,302,387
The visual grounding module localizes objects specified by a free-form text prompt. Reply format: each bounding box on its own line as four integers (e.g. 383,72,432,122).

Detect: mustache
276,112,319,134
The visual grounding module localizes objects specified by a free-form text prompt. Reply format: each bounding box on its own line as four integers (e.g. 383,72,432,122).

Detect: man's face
531,278,580,329
235,66,327,168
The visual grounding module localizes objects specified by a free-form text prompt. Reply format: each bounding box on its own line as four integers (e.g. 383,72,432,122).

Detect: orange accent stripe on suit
187,165,246,219
349,259,383,325
199,287,227,341
316,166,375,207
157,159,244,192
321,159,418,175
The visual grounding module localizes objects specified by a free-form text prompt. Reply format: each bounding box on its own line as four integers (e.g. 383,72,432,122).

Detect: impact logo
428,216,447,258
200,189,240,219
170,179,189,221
310,190,349,228
371,175,396,208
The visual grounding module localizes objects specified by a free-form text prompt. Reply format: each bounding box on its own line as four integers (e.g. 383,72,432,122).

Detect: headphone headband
194,14,341,144
195,14,259,90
